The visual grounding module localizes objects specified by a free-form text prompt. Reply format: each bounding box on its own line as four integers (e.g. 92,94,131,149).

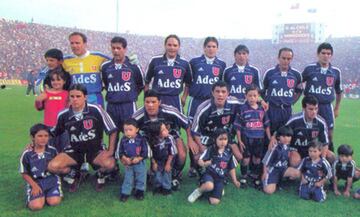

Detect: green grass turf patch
1,86,360,217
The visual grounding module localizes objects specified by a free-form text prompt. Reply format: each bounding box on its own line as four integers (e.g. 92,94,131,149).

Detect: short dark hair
44,48,63,61
245,84,260,95
69,83,87,96
203,36,219,48
144,89,160,101
212,80,229,92
69,32,87,43
111,36,127,49
278,47,293,58
213,128,228,141
146,120,165,148
30,123,50,137
317,42,333,55
123,118,138,128
164,34,180,46
302,95,318,108
337,144,353,156
276,126,294,139
234,44,249,55
308,140,323,151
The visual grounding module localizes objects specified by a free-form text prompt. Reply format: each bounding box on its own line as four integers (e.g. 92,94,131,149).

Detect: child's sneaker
188,188,202,203
120,194,129,202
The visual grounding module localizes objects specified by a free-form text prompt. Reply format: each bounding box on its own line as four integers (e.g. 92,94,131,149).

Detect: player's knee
48,160,62,172
209,197,220,205
28,201,44,211
354,193,360,199
202,182,214,191
102,158,115,171
289,153,301,167
263,185,276,194
46,197,61,206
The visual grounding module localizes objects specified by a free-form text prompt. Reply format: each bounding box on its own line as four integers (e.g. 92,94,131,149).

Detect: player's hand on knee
343,190,350,197
334,189,341,196
31,184,42,196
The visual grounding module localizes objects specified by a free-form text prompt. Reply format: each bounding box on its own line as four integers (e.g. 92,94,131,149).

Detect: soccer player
302,42,342,151
48,84,117,192
62,32,110,107
284,95,335,167
222,44,262,101
19,123,62,211
299,141,332,202
144,34,192,113
26,70,37,96
101,36,144,136
191,81,243,162
262,47,302,134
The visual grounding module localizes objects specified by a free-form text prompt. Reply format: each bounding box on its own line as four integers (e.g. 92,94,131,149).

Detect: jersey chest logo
326,76,334,86
312,130,319,139
83,119,93,130
245,75,253,84
219,161,227,169
212,67,220,76
122,71,131,81
91,65,97,71
136,146,141,155
221,115,231,125
287,79,295,88
173,69,182,78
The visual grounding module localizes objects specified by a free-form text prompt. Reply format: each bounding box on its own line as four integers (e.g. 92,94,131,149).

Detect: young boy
19,123,62,211
333,144,360,197
116,119,148,202
235,85,271,188
299,141,332,202
262,126,300,194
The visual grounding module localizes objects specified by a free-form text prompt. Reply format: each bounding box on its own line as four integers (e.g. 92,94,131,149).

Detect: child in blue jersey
262,126,300,194
19,123,62,211
147,121,177,195
188,128,240,205
299,141,332,202
117,119,148,202
236,85,271,188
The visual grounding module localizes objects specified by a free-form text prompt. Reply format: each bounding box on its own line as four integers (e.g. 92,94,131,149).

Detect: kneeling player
262,126,300,194
20,124,62,211
188,129,240,205
299,141,332,202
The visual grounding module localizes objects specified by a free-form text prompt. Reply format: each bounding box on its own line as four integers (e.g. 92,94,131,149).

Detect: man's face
303,103,318,120
204,41,218,59
165,37,180,59
212,86,229,107
234,51,248,66
318,49,332,66
46,57,62,70
144,97,160,116
278,50,293,71
111,42,126,62
69,35,87,56
69,89,86,111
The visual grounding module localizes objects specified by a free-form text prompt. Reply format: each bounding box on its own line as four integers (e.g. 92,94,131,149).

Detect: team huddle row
20,32,359,211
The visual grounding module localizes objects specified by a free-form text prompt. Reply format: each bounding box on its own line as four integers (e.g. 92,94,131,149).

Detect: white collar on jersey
76,50,90,59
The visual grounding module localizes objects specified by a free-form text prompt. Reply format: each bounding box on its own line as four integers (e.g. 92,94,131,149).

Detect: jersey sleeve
322,159,333,179
183,62,192,86
262,146,278,167
263,110,270,129
334,69,343,94
254,68,263,90
51,112,66,136
168,136,177,156
301,66,310,83
319,120,329,145
349,161,356,178
298,158,306,172
295,71,303,93
96,105,118,134
100,63,108,88
19,151,30,174
145,59,155,84
227,155,238,170
199,148,211,161
116,138,125,159
140,137,149,159
134,64,145,93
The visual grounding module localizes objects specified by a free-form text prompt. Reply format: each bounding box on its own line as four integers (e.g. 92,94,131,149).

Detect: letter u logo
83,119,93,130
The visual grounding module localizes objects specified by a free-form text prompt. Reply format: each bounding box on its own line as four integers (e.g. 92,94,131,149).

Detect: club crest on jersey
312,131,319,138
326,76,334,86
91,65,97,71
122,71,131,81
83,119,93,130
287,79,295,88
173,69,182,78
136,146,141,155
219,161,227,169
212,67,220,76
222,115,230,125
244,75,253,84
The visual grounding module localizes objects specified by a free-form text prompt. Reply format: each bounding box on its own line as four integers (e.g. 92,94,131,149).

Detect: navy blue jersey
302,62,343,104
116,134,149,159
151,135,177,164
234,102,270,138
263,65,302,106
299,157,332,185
145,54,192,95
262,143,290,169
200,145,237,179
189,55,226,99
52,103,118,148
222,63,262,100
191,96,243,145
286,112,329,152
101,57,144,103
19,145,57,179
333,158,356,179
132,104,189,137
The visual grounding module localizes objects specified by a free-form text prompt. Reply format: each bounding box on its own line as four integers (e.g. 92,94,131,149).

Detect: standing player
263,47,302,134
144,34,192,113
222,44,262,101
101,36,144,139
62,32,110,107
302,42,342,151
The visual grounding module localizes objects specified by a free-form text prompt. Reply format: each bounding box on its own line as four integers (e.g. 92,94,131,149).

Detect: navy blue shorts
26,175,62,203
64,143,105,168
299,184,326,202
107,102,137,131
200,172,224,199
268,105,292,133
318,103,334,129
263,167,286,186
242,137,265,158
187,97,208,122
158,95,183,113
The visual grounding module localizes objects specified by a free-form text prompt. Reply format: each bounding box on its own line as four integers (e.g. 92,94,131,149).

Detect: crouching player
333,144,360,197
188,129,240,205
19,123,62,211
262,126,300,194
299,141,332,202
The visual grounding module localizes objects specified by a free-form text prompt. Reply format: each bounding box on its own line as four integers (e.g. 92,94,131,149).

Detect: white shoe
188,188,202,203
222,189,225,196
